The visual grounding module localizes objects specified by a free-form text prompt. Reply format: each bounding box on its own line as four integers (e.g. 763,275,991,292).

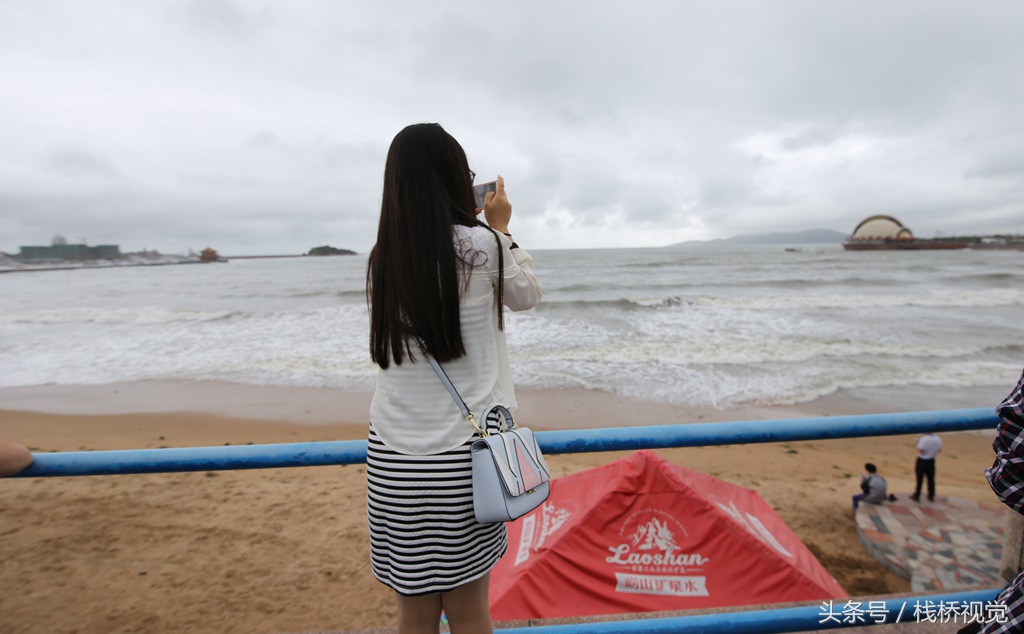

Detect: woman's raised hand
483,175,511,234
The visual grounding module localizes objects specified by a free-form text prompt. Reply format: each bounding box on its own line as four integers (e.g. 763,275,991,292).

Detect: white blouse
369,225,542,455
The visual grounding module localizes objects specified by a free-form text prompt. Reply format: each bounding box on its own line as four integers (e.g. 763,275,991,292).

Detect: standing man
910,432,943,502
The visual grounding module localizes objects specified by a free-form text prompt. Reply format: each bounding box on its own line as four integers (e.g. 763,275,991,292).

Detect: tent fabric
489,450,846,620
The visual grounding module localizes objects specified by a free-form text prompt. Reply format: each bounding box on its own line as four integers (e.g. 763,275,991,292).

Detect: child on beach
364,123,541,634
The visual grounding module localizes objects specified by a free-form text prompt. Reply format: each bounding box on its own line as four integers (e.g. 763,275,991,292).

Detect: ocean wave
280,290,336,299
0,307,373,389
533,288,1024,314
536,296,692,312
336,289,368,299
701,289,1024,310
984,342,1024,357
511,355,1020,409
740,362,1019,408
3,248,1019,409
626,296,686,308
619,259,698,270
2,324,1015,407
2,307,243,325
753,276,903,289
941,272,1024,284
511,337,989,369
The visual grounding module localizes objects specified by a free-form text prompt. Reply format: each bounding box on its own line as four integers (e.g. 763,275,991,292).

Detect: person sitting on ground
852,462,888,510
0,434,34,476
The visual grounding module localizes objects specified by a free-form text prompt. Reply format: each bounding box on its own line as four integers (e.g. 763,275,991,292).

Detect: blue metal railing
5,407,1007,633
10,407,998,478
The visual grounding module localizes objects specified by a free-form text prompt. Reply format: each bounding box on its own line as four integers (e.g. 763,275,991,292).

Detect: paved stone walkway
856,492,1008,592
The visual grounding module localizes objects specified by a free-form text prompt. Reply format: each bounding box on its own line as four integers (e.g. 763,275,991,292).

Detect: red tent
489,450,846,620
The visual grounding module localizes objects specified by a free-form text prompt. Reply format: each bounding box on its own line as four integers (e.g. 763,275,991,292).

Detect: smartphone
473,180,497,209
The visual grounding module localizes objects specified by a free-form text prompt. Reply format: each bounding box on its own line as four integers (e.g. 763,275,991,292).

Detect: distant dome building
850,215,913,240
843,215,967,250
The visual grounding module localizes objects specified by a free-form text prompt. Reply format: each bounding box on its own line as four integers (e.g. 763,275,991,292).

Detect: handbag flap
476,429,550,497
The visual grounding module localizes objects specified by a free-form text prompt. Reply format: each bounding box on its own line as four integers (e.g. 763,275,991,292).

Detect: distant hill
668,228,847,248
308,245,357,256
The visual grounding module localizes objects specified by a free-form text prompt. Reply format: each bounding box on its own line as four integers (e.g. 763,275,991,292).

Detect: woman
365,123,542,634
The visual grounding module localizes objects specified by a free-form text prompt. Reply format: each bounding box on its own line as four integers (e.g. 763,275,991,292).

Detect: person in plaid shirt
969,368,1024,634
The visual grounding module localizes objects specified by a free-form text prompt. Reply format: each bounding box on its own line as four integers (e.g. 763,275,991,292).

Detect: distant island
307,245,357,256
668,228,847,248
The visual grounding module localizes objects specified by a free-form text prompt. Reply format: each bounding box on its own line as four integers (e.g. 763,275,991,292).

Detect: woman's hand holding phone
483,175,511,234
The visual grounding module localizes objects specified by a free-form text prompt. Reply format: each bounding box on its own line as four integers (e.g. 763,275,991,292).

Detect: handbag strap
423,351,471,418
421,348,487,435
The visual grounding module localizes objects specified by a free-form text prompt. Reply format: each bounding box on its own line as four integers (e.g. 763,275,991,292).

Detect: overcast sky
2,1,1023,255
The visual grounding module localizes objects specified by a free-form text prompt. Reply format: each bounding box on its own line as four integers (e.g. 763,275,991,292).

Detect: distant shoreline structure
0,252,229,274
842,237,969,251
842,214,1023,251
843,237,1024,251
667,226,1023,249
1,241,359,273
1,240,231,274
227,255,304,260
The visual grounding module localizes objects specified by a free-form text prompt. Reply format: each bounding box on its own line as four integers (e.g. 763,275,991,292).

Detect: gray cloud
2,0,1023,254
45,147,125,179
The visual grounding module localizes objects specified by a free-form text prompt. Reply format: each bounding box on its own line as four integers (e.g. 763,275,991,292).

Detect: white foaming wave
699,289,1024,310
742,361,1019,408
0,305,375,389
507,300,1018,408
512,354,1019,409
510,336,978,368
4,280,1017,410
187,360,377,390
625,296,684,308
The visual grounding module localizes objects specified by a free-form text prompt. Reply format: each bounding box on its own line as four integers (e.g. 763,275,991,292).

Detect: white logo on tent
514,501,575,566
605,508,711,597
630,517,679,553
539,501,573,548
715,501,793,558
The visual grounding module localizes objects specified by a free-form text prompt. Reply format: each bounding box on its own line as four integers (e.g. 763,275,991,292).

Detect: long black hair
367,123,504,368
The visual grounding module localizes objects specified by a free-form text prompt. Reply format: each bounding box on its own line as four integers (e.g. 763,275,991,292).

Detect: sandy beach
0,382,1007,634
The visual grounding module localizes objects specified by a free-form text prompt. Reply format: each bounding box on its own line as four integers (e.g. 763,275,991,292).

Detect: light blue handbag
424,352,551,523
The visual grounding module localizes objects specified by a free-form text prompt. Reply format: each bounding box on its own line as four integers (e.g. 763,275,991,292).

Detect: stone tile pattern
856,493,1007,592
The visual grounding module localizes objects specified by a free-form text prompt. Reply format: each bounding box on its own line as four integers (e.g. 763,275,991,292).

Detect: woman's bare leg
395,591,443,634
441,572,493,634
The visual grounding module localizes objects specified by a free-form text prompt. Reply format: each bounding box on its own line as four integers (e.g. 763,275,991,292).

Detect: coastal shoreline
0,258,225,274
0,379,1009,431
0,252,353,274
0,381,1008,633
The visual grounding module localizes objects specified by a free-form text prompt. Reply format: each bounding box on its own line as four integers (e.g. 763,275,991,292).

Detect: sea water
0,245,1020,408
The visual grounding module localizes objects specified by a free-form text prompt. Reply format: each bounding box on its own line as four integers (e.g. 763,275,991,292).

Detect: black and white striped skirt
366,423,508,596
